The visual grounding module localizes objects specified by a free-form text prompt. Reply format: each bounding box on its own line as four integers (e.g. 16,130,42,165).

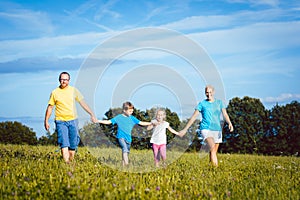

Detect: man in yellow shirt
44,72,97,163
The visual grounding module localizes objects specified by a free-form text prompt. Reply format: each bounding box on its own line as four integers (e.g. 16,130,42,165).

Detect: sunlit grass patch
0,144,299,199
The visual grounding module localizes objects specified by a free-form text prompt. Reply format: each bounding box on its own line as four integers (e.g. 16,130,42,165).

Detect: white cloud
189,21,300,55
1,6,298,62
162,9,286,31
262,93,300,103
162,15,234,31
226,0,280,7
94,0,121,21
249,0,280,7
0,8,54,37
0,31,115,62
64,0,121,24
185,20,300,80
215,50,300,78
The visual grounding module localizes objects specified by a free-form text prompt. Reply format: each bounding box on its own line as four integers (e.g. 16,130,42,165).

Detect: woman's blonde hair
205,84,215,91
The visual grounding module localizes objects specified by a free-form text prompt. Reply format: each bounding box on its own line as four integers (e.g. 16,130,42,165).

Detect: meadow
0,144,299,200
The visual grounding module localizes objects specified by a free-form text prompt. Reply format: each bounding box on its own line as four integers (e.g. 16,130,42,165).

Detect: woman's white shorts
201,129,222,143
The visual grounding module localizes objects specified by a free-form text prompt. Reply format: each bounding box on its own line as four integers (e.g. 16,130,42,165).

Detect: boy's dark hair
123,101,134,110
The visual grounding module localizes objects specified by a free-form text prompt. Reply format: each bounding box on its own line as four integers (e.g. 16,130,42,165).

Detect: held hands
174,131,183,137
91,115,98,123
177,129,187,138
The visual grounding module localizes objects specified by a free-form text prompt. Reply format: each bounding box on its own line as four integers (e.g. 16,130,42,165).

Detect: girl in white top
147,108,179,167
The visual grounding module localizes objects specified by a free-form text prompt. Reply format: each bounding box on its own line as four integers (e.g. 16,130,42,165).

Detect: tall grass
0,144,299,199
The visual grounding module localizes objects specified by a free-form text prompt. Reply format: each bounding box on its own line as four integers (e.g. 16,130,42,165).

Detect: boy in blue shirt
98,101,151,166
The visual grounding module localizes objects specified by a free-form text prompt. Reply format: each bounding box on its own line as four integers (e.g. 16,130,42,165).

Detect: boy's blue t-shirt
110,114,140,143
196,99,225,131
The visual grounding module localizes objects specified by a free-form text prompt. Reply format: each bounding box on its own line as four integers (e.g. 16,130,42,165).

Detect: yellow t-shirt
48,86,83,121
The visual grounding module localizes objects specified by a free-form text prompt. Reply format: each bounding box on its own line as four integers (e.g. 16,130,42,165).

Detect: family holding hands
44,72,233,167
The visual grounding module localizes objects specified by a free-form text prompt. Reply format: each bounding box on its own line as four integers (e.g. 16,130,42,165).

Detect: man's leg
68,120,79,163
56,120,71,163
69,149,76,161
61,147,70,163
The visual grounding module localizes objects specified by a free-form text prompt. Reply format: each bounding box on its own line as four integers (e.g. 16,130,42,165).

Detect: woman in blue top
179,85,234,167
98,101,151,166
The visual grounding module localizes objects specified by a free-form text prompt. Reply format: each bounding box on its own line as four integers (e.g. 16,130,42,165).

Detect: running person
98,101,151,166
44,71,97,163
179,85,233,167
147,108,179,167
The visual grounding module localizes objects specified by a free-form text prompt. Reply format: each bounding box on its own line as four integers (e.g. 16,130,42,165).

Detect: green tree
38,130,58,145
262,101,300,155
221,96,267,154
0,121,37,145
79,107,121,148
80,122,114,147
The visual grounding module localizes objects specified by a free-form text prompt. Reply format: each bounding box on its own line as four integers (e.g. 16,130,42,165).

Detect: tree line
0,96,299,156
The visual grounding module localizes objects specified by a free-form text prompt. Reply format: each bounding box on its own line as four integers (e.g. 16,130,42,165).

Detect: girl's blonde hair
155,108,166,120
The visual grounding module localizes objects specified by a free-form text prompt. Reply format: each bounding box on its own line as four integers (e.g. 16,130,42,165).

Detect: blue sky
0,0,299,137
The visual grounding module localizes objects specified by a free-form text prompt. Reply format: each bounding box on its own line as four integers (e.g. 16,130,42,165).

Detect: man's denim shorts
55,119,80,150
118,138,131,153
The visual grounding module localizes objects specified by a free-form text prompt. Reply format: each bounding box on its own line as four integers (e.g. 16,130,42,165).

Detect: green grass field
0,144,299,199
